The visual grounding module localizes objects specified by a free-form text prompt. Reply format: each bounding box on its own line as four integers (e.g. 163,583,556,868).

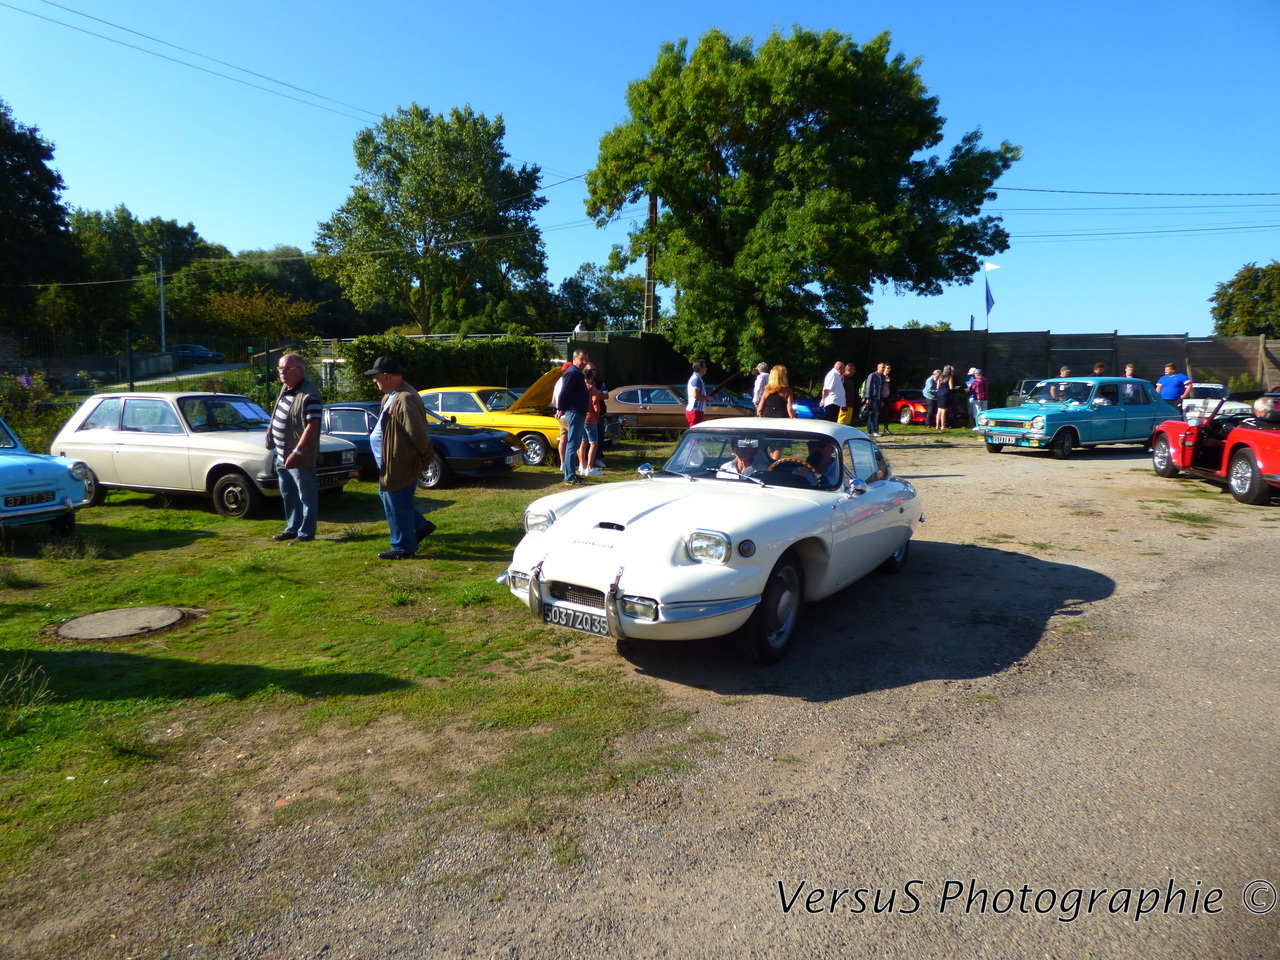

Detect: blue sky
2,0,1277,336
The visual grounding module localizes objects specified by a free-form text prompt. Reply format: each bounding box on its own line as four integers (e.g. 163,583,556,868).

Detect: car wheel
898,406,914,426
1152,434,1180,478
211,472,263,519
876,538,910,575
83,467,106,506
1228,449,1270,504
519,432,552,467
1051,430,1075,460
418,450,453,489
49,513,75,537
736,553,803,665
984,442,1003,454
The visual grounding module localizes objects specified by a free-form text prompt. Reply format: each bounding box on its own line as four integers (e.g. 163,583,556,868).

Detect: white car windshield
178,396,272,432
664,431,844,489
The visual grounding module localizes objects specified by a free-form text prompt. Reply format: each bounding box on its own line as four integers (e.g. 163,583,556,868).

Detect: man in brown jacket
367,356,435,560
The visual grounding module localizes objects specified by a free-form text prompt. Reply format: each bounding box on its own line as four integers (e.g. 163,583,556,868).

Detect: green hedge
335,335,561,401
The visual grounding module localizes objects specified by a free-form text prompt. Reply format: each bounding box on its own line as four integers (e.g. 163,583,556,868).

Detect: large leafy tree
315,104,547,336
0,99,76,322
1210,261,1280,338
586,28,1021,368
556,263,650,331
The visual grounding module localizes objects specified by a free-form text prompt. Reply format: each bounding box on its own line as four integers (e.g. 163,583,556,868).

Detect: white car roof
692,417,871,442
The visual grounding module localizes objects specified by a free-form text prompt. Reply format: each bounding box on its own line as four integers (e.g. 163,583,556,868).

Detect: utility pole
643,192,657,332
157,256,167,352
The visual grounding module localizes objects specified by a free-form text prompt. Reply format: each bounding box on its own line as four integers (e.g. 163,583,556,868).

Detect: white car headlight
1031,416,1045,431
68,461,90,482
686,529,731,565
524,508,557,533
976,414,988,428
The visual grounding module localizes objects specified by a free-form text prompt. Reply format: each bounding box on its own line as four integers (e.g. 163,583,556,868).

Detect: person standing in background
266,353,323,544
686,358,709,428
752,362,770,407
838,361,856,425
820,360,846,422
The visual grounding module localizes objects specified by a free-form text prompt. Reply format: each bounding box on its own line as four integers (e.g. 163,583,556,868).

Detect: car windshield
663,430,845,489
1026,382,1091,405
476,388,521,412
1187,385,1226,399
178,396,272,432
0,419,18,449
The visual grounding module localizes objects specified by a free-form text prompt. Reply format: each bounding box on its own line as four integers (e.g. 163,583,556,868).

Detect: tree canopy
315,104,547,336
1210,261,1280,338
586,28,1020,368
0,99,75,322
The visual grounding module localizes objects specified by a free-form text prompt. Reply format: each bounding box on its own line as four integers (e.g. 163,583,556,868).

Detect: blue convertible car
976,377,1177,459
1,414,90,536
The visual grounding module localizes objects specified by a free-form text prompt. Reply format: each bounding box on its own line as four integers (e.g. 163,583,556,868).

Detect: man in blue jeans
557,349,590,484
266,353,323,544
367,356,436,559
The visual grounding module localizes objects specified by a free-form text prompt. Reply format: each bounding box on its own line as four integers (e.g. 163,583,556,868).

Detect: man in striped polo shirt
266,353,323,543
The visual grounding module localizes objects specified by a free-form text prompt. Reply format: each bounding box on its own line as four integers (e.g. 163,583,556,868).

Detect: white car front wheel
736,553,803,665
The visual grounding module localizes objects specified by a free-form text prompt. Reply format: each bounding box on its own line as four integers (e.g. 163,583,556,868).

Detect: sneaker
585,468,604,477
415,520,437,540
377,549,415,560
564,475,583,485
286,536,314,545
272,531,297,541
594,459,606,468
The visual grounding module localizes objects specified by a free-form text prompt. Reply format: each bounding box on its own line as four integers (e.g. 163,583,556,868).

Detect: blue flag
985,275,995,316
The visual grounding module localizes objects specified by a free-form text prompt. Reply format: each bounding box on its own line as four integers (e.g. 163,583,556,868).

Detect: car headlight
524,508,557,533
686,529,731,565
68,461,90,482
621,596,659,620
1030,416,1045,431
976,414,988,428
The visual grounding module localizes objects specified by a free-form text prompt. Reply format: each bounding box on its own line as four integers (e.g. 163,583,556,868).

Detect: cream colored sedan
50,392,358,519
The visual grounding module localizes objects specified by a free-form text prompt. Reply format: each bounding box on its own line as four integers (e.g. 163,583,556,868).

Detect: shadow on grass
619,542,1115,702
0,648,413,703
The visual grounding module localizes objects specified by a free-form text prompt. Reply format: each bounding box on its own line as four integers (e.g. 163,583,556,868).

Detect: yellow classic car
419,366,566,466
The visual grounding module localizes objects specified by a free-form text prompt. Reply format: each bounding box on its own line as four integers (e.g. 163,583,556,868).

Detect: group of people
554,348,608,484
267,353,435,560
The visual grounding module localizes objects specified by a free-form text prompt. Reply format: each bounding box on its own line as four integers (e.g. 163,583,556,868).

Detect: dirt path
14,436,1280,959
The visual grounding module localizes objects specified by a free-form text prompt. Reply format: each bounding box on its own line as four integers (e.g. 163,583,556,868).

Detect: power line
1000,186,1280,198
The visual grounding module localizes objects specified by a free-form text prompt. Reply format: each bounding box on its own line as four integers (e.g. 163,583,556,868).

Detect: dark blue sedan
322,402,525,489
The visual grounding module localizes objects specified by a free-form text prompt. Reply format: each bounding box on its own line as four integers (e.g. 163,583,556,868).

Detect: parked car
1,414,90,536
890,389,931,426
1151,391,1280,504
789,386,825,419
173,344,225,365
419,366,623,466
607,384,755,432
321,402,525,489
1179,382,1252,421
1004,378,1043,408
50,392,359,518
976,377,1177,459
500,418,923,663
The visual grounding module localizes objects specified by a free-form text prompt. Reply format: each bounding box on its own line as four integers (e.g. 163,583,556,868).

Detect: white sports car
501,419,924,663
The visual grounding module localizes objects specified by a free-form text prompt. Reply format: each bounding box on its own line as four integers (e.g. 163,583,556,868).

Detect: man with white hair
752,362,770,406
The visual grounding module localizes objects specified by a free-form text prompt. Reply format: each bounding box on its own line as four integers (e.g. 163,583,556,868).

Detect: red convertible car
1151,391,1280,504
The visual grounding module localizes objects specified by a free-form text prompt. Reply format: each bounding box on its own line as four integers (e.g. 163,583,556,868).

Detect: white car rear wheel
737,553,803,665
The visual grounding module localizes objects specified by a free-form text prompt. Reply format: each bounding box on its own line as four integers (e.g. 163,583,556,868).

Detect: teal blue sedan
1,414,90,536
977,377,1178,459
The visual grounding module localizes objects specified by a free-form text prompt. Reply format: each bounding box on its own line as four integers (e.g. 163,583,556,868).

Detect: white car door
114,398,194,490
829,439,907,587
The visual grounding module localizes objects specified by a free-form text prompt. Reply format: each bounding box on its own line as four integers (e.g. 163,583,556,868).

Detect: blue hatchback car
976,377,1178,459
1,414,90,536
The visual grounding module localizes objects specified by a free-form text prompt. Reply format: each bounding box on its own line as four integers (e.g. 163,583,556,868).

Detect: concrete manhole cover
57,606,188,641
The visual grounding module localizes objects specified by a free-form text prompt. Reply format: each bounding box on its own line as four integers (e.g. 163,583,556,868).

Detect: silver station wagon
51,392,359,518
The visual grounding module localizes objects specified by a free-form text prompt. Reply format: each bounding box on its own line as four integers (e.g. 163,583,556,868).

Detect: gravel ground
14,434,1280,959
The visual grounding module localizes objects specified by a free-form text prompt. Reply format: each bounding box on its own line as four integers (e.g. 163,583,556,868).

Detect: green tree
315,104,547,336
0,99,76,323
586,28,1020,369
1210,261,1280,338
556,263,650,331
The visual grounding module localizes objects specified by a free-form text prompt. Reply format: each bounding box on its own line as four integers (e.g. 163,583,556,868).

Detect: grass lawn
0,435,703,917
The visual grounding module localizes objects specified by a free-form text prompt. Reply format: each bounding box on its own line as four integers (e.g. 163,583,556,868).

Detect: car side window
122,399,184,434
845,439,878,482
420,393,441,413
440,393,482,414
1122,381,1152,405
616,389,639,404
78,397,122,431
644,389,679,405
1096,384,1120,405
329,409,371,434
872,448,893,481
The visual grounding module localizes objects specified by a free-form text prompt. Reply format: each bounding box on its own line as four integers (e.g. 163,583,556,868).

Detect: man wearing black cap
367,356,435,559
